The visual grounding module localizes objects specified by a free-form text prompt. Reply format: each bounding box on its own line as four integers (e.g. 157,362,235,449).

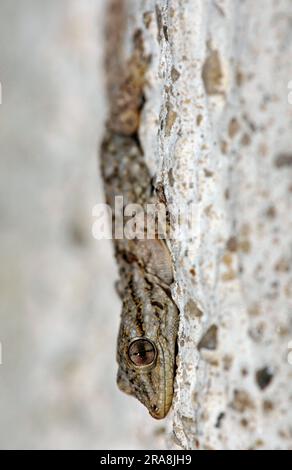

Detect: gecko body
100,27,179,419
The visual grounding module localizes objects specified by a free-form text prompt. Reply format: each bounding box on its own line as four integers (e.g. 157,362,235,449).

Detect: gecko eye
128,339,156,367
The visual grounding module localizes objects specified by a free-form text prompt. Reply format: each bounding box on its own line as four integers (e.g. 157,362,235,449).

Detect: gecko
100,28,179,419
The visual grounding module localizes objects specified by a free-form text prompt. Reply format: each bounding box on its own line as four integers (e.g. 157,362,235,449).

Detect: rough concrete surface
131,0,292,450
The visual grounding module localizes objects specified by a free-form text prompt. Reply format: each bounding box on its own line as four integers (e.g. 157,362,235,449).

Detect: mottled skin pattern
101,133,179,419
117,267,179,419
101,25,179,419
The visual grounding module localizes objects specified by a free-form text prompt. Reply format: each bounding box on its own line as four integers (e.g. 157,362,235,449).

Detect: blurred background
0,0,164,449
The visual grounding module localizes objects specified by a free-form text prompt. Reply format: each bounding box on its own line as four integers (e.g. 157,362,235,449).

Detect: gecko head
116,285,179,419
117,336,175,419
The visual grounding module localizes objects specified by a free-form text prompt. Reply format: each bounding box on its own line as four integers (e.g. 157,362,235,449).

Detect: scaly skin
100,21,179,419
101,133,179,419
117,266,179,419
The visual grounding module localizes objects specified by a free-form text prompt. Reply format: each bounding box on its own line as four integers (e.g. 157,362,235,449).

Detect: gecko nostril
128,338,156,366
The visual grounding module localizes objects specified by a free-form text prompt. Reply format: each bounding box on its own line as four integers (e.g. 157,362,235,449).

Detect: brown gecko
100,24,179,419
